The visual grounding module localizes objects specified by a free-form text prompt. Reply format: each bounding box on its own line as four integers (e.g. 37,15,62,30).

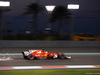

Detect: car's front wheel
28,54,34,60
60,54,66,59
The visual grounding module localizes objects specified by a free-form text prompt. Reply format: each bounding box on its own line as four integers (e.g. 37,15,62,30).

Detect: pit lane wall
0,40,100,47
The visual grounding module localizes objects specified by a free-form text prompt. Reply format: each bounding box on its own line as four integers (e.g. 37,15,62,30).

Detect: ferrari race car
22,50,71,60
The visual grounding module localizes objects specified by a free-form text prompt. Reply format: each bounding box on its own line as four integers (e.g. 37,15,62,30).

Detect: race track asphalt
0,47,100,53
0,47,100,66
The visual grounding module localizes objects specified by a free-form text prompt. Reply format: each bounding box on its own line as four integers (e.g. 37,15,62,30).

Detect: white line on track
0,65,100,70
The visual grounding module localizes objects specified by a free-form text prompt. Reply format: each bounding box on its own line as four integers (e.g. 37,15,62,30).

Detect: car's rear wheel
28,54,34,60
60,54,65,59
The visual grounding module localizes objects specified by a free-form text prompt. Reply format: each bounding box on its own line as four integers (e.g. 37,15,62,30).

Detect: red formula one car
22,50,71,60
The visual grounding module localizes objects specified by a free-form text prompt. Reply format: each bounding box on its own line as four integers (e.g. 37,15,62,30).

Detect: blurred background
0,0,100,41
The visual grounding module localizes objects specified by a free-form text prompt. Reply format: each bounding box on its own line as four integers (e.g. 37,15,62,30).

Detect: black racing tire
28,54,34,60
60,54,66,60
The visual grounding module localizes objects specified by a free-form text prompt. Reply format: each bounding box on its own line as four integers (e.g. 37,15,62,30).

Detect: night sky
1,0,100,34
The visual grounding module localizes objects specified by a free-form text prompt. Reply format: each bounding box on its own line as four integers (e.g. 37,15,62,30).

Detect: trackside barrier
0,40,100,47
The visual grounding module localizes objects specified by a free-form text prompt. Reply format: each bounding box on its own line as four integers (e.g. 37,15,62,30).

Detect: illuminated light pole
67,4,79,40
25,31,31,34
45,5,55,13
68,4,79,9
45,5,55,31
0,1,10,7
0,1,10,40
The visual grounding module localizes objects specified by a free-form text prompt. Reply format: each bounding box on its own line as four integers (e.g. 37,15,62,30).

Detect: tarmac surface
0,47,100,66
0,47,100,53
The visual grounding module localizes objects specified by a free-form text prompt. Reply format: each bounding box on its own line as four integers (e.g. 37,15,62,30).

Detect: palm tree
49,6,71,34
23,3,44,34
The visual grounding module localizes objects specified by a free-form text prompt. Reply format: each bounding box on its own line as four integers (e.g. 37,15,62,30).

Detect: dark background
2,0,100,34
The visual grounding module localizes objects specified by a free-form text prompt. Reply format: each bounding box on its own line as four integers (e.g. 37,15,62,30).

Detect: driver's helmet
45,51,48,53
